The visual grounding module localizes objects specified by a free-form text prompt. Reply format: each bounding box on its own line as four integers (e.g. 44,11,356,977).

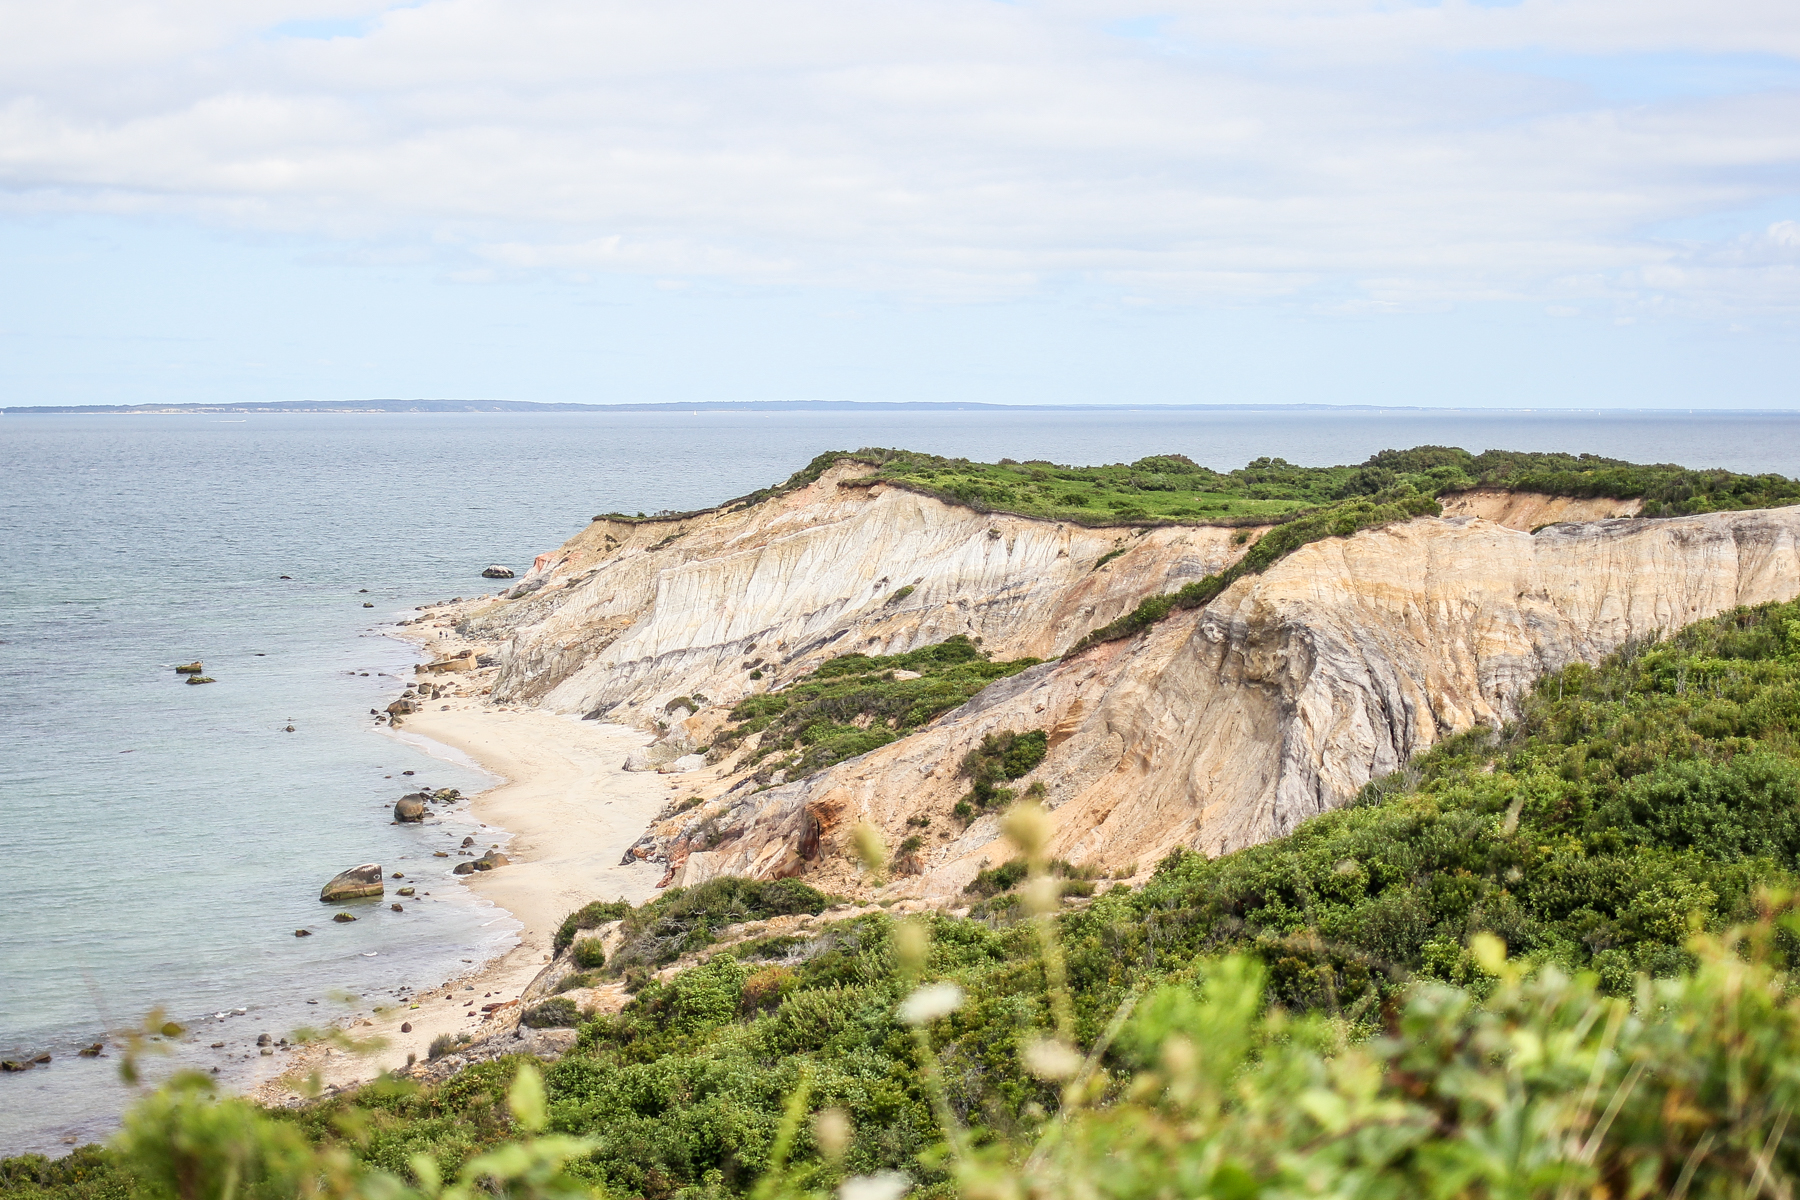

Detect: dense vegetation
852,443,1800,526
14,598,1800,1200
709,636,1042,782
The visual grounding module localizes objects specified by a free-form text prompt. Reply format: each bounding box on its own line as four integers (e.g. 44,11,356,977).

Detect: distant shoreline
7,400,1799,416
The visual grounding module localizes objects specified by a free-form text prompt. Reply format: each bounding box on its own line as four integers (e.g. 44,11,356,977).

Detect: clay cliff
462,463,1800,899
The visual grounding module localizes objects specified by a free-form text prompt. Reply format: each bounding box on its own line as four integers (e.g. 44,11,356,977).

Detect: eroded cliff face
468,462,1255,724
466,467,1800,899
646,505,1800,898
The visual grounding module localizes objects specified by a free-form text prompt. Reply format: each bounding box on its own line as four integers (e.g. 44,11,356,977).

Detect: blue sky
0,0,1796,408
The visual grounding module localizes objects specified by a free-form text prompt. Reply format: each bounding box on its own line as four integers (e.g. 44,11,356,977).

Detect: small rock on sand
401,1022,412,1033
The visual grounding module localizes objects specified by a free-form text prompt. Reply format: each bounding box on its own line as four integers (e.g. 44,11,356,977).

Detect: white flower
841,1171,910,1200
1022,1036,1083,1081
897,981,964,1026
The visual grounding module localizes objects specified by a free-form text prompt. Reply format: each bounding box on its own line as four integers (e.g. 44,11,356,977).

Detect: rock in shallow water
394,793,428,822
320,863,384,902
481,565,515,578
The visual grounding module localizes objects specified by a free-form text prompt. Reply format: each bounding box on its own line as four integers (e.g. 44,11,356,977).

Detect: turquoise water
3,406,1799,1156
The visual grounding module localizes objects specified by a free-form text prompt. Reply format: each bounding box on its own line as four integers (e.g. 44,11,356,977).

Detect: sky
0,0,1797,409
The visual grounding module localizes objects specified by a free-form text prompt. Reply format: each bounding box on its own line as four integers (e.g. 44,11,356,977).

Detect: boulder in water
185,676,216,685
320,863,384,902
394,793,428,822
481,565,515,579
174,662,204,674
473,850,509,871
452,861,476,875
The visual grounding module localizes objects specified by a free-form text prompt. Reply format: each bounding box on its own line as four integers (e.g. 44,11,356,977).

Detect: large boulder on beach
481,565,515,579
320,863,384,902
660,754,706,774
473,850,509,871
394,793,428,822
387,698,419,715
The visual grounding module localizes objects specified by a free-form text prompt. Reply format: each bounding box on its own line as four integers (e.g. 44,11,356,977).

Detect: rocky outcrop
320,864,384,902
482,565,516,579
1439,489,1641,529
417,652,479,675
642,505,1800,896
623,735,695,773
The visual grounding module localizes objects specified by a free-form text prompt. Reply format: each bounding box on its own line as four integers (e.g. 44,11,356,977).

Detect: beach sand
252,613,688,1099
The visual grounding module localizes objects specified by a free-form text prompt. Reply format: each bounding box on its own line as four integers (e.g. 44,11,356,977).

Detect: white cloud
0,0,1796,314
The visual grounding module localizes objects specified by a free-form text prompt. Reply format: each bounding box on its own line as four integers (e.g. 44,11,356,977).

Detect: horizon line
8,398,1800,416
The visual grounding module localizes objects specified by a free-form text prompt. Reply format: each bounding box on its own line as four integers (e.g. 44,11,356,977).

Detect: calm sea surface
3,406,1799,1156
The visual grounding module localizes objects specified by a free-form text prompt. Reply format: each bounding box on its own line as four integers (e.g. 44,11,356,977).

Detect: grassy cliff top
593,444,1799,527
848,444,1800,525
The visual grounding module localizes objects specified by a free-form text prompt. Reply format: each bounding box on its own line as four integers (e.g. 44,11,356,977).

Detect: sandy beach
253,609,684,1099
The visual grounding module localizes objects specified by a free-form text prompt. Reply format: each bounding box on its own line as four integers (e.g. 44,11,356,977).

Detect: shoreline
252,609,678,1101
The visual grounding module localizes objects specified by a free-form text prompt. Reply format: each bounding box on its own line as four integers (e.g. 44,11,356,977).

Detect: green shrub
553,971,598,994
426,1032,469,1060
605,876,831,976
520,997,580,1028
955,729,1048,814
570,938,607,970
553,898,631,952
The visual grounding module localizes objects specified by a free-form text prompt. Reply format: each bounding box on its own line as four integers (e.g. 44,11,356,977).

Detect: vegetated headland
9,443,1800,1199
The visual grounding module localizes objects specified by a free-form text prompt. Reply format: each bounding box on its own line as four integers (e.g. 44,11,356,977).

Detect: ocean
3,405,1799,1157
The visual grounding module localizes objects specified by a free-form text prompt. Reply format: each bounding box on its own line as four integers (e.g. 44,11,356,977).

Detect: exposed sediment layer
640,506,1800,896
467,462,1258,723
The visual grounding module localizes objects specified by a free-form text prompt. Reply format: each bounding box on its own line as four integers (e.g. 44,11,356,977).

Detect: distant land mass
5,398,1789,415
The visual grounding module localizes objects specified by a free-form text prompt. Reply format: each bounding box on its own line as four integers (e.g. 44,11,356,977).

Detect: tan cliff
463,471,1800,898
468,462,1260,722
